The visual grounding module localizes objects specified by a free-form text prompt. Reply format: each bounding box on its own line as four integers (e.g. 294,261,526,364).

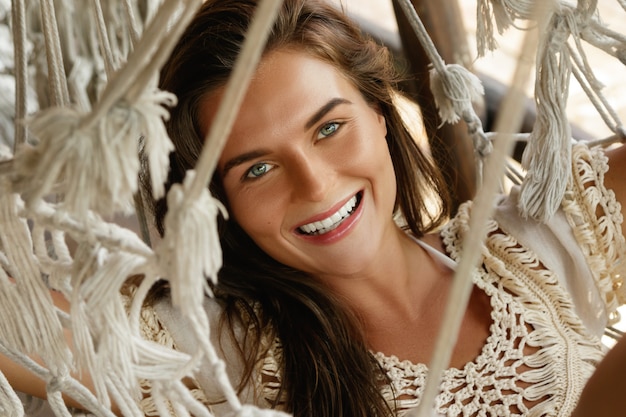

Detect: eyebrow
221,149,270,178
304,97,352,130
221,98,353,178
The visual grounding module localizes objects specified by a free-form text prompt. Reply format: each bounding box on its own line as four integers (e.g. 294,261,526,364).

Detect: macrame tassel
137,85,176,199
429,64,485,126
519,8,581,222
158,205,249,415
476,0,514,55
476,0,557,55
397,0,491,168
12,86,175,218
156,170,227,314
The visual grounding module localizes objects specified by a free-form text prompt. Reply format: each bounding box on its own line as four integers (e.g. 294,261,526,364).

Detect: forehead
197,49,364,158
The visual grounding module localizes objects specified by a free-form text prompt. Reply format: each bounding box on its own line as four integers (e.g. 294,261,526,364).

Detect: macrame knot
547,18,571,49
465,112,493,158
46,374,70,394
156,170,228,315
429,64,485,126
12,106,132,217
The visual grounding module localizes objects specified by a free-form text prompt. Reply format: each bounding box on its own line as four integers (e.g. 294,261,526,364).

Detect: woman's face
201,49,397,280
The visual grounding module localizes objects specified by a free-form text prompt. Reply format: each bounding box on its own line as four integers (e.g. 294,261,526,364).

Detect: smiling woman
136,1,626,416
1,0,625,416
213,50,397,275
152,1,452,415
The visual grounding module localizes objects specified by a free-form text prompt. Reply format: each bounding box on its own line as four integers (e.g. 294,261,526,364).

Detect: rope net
0,0,624,416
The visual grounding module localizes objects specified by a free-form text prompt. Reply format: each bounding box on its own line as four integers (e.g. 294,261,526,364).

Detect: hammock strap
91,0,117,78
39,0,70,106
122,0,142,46
10,0,28,150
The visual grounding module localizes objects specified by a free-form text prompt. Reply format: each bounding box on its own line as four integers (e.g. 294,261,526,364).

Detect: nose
289,152,333,202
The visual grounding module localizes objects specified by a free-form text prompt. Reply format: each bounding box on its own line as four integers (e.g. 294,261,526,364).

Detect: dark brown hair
150,0,450,416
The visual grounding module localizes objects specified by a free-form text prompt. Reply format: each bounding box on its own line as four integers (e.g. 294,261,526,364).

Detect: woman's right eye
244,162,274,180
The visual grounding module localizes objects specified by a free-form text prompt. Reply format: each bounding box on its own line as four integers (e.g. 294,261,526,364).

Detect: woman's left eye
244,162,274,180
317,122,341,139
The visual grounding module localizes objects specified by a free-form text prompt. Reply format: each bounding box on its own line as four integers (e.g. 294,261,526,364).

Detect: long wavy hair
149,0,451,416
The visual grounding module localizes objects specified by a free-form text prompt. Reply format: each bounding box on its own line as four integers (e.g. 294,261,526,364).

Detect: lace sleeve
562,144,626,324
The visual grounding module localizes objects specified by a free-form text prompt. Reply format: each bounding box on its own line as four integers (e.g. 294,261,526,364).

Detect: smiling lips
298,193,361,235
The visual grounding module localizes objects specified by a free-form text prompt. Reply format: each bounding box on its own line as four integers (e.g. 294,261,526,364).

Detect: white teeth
299,195,358,235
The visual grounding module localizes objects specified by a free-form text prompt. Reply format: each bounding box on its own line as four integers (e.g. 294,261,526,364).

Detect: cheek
227,188,284,240
364,134,397,203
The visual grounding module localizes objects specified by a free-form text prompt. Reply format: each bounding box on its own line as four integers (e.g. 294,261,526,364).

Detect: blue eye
317,122,340,139
245,162,273,179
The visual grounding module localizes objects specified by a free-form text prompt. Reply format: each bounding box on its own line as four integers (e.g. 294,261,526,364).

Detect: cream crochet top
145,144,626,417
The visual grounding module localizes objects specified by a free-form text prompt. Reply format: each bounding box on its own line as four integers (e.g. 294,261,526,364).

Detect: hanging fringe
11,85,175,219
475,0,626,221
9,0,194,220
157,170,226,312
476,0,514,55
476,0,556,56
518,2,597,221
519,15,571,221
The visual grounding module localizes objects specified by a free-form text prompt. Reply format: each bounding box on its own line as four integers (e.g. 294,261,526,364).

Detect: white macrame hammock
0,0,624,416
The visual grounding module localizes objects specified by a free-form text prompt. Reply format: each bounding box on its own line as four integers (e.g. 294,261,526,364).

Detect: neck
318,227,448,327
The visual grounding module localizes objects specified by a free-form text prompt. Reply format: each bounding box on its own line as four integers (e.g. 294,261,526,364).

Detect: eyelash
317,121,342,139
244,162,274,180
